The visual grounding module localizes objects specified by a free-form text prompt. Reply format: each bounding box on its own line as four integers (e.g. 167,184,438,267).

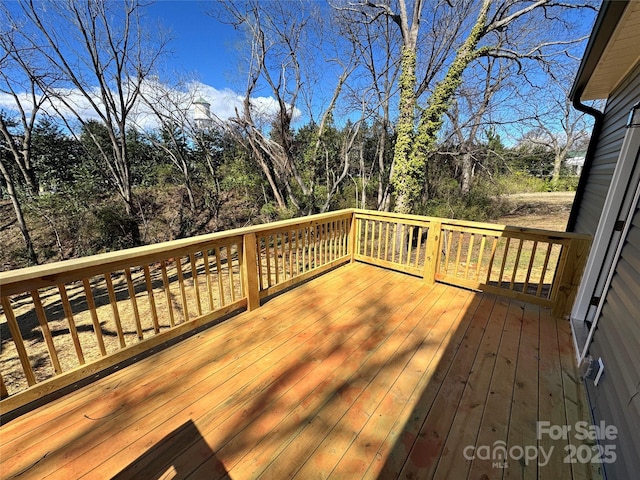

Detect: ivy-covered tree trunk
391,0,491,214
390,46,418,214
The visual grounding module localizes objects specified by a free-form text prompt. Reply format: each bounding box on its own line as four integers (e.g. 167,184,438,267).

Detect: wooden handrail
0,208,590,415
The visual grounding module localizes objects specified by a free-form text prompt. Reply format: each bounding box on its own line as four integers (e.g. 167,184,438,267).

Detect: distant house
567,1,640,478
565,150,587,176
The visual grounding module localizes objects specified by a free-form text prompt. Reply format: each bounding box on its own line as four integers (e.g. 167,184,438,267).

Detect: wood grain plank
503,302,540,480
538,308,572,480
466,299,523,478
431,296,510,479
332,290,487,480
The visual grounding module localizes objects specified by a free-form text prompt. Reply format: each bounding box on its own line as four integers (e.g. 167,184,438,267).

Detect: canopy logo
464,421,618,468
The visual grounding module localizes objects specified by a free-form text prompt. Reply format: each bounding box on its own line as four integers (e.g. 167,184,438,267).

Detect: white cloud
0,80,300,132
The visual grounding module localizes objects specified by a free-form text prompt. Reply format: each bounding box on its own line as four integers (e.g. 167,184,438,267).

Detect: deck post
552,237,591,318
242,232,260,311
423,221,441,284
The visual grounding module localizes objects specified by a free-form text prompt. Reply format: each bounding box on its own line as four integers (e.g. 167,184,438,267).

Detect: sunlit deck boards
0,263,598,479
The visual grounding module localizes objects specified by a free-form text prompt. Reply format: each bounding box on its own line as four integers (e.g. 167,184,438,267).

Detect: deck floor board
0,263,597,479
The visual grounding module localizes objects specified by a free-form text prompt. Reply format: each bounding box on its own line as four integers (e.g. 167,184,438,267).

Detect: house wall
584,203,640,479
578,63,640,479
573,61,640,237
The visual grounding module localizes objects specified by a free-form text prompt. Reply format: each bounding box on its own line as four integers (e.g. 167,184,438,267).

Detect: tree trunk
0,160,37,265
392,0,491,214
461,151,474,195
390,45,418,214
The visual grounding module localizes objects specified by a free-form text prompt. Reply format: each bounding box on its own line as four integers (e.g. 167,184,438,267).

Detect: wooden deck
0,263,598,479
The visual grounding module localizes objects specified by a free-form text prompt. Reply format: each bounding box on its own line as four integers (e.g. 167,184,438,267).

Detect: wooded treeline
1,0,595,268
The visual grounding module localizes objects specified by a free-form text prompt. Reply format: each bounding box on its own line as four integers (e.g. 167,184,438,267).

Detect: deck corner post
242,232,260,311
423,221,442,284
552,237,591,318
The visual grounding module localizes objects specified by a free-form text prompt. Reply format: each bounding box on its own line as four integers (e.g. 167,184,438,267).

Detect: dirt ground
497,191,575,231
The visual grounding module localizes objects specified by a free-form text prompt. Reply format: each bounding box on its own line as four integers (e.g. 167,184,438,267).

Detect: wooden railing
352,209,591,315
0,208,589,414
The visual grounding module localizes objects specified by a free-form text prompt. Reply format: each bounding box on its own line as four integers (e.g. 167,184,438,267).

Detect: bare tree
0,17,52,196
8,0,167,224
0,21,48,264
216,0,358,214
519,73,590,183
335,6,402,210
138,82,200,212
341,0,595,213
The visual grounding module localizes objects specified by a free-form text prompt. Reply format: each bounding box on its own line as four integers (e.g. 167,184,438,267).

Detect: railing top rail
352,209,592,241
0,209,356,291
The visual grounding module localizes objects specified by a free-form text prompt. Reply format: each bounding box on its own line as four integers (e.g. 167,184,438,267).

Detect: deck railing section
352,209,591,315
0,235,245,407
1,209,588,414
0,211,353,411
255,212,352,299
353,211,430,277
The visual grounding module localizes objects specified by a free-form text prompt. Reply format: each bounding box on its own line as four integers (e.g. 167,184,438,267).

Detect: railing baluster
124,268,143,339
398,224,405,265
143,266,160,334
464,234,475,279
161,260,176,327
228,243,237,302
497,238,512,287
332,220,337,261
302,228,308,273
537,243,554,298
405,226,413,267
189,254,202,317
81,279,107,355
476,235,487,281
212,247,224,306
31,290,62,373
326,222,331,262
444,229,453,275
510,239,524,291
317,224,322,266
384,222,390,261
58,284,85,364
364,219,370,257
523,241,538,294
486,237,499,284
1,297,36,386
454,232,464,277
274,234,281,285
203,250,215,311
176,258,190,322
292,229,298,273
289,230,294,278
104,273,126,348
390,223,397,263
265,236,272,288
415,227,423,268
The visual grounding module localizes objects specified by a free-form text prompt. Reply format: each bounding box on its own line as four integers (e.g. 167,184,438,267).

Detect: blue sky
147,1,240,89
0,0,598,140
